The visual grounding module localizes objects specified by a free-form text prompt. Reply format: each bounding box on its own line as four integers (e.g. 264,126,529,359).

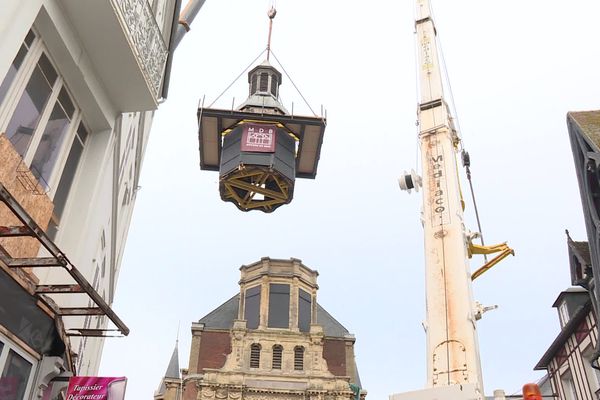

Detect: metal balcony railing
113,0,168,98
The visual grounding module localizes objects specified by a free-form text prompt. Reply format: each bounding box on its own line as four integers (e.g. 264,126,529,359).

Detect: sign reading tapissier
65,377,127,400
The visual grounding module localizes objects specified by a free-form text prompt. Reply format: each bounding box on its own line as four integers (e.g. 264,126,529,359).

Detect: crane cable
431,0,488,260
207,49,267,108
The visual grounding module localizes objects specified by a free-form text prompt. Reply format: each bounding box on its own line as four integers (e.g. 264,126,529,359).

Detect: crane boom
415,0,484,392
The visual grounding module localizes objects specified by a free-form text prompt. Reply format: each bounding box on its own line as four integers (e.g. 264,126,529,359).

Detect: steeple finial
266,5,277,61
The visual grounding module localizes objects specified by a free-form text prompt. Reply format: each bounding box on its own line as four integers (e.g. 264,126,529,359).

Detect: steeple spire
266,5,277,61
155,341,180,399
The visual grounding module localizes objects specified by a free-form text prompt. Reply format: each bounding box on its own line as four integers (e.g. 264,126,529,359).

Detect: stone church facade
156,257,365,400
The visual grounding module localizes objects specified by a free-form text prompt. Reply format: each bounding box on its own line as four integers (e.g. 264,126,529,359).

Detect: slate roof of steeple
156,342,180,396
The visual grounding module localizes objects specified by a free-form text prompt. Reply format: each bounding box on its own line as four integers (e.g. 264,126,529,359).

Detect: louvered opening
250,343,261,368
251,74,258,95
259,73,269,92
294,346,304,371
272,345,283,369
271,74,278,97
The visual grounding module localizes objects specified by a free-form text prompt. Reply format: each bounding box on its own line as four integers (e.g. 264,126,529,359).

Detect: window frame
272,345,283,370
293,346,304,371
0,28,85,197
267,283,290,329
0,333,38,400
298,288,312,332
559,301,570,328
250,343,261,369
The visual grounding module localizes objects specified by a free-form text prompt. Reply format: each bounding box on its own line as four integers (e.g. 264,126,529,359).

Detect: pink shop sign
65,376,127,400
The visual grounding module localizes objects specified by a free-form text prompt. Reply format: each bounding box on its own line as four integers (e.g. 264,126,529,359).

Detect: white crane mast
415,0,483,394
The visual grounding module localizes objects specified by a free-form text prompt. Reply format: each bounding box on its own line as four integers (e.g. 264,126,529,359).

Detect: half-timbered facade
535,238,600,400
569,111,600,356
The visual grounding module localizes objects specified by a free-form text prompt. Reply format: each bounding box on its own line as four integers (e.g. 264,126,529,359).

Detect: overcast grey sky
100,1,600,399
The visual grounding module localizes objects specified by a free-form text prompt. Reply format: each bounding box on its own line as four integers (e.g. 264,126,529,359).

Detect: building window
268,284,290,328
294,346,304,371
250,343,261,368
562,371,578,400
0,335,36,400
259,73,269,92
5,52,58,159
47,121,89,239
583,348,600,394
298,289,311,332
29,87,76,187
270,75,278,97
559,301,570,328
272,345,282,370
244,286,261,330
0,33,84,195
250,74,257,95
0,30,36,108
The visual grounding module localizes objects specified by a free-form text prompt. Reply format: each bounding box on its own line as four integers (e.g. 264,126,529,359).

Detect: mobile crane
178,0,518,398
395,1,514,399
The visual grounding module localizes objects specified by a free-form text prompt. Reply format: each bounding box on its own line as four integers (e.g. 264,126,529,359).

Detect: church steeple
197,5,327,213
238,60,287,115
237,8,287,115
154,342,180,400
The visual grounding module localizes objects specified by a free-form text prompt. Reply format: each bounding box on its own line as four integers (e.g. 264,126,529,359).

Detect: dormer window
244,286,261,329
298,289,312,332
572,254,584,282
559,301,570,328
268,284,290,328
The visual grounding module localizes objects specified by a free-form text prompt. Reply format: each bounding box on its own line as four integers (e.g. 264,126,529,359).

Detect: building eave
534,300,592,370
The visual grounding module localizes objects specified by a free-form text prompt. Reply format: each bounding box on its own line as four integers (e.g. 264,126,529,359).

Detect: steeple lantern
247,61,282,100
197,8,326,213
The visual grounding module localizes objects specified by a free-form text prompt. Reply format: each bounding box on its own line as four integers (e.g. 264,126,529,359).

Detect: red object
522,383,542,400
241,123,277,153
66,376,127,400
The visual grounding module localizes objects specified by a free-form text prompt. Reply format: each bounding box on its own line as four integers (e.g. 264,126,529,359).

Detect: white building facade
0,0,181,398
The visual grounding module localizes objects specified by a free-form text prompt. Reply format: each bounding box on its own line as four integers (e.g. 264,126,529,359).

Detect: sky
99,0,600,399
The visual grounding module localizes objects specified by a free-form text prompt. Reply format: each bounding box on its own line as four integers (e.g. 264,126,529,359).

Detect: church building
155,257,366,400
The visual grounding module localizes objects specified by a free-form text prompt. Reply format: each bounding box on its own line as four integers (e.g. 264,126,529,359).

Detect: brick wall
323,339,346,376
196,331,232,372
182,381,197,400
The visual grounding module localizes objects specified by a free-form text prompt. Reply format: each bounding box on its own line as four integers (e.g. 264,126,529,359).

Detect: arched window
250,343,261,368
272,345,283,369
294,346,304,371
